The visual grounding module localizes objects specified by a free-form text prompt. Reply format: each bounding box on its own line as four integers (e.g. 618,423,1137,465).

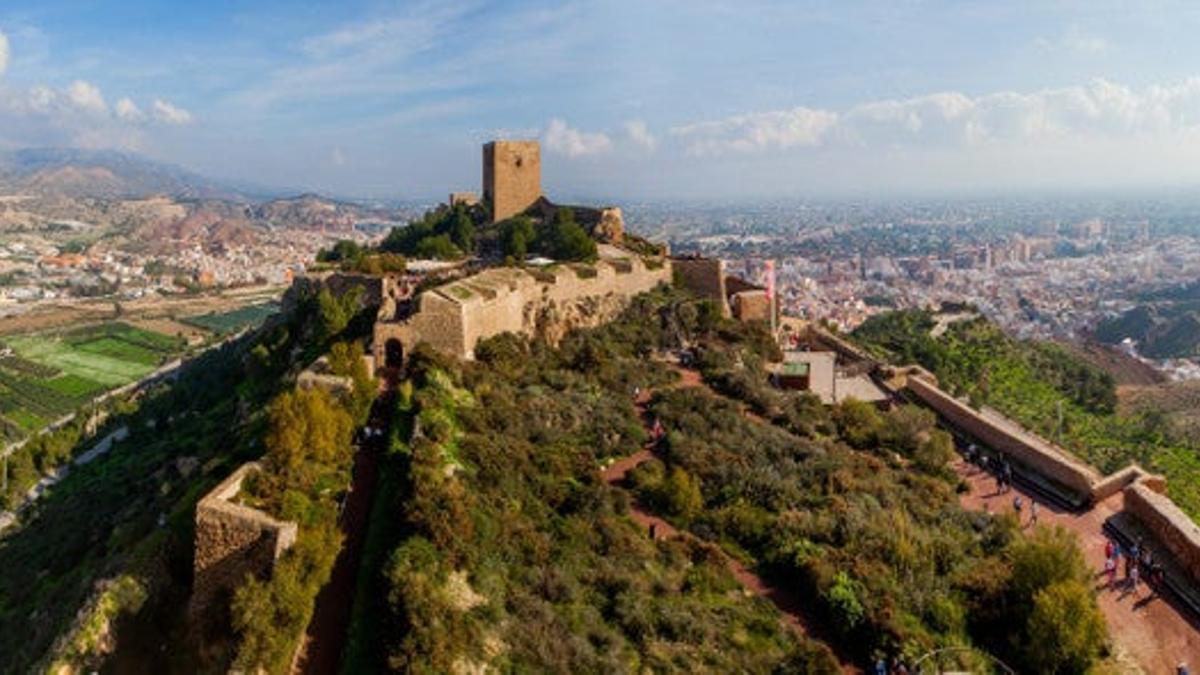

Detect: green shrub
1022,579,1106,673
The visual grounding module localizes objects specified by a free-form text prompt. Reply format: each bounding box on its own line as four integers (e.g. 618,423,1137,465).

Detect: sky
2,0,1200,200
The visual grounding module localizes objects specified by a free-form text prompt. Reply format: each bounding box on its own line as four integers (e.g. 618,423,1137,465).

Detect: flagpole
766,259,777,338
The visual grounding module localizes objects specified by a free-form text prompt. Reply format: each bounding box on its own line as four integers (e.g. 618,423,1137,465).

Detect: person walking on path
1105,539,1115,561
1150,562,1165,599
1013,495,1023,522
1029,500,1039,526
1131,564,1141,597
1105,555,1117,590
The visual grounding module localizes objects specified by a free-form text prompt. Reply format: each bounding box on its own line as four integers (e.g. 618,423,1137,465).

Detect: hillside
0,278,1116,673
0,149,411,261
330,288,1106,673
1095,281,1200,359
1120,379,1200,443
0,148,238,200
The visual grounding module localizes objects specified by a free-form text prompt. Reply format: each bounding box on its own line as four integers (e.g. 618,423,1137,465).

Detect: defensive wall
671,257,730,317
1125,482,1200,584
189,462,297,622
374,248,671,363
531,197,626,245
284,270,384,313
903,368,1103,498
725,275,772,322
895,365,1200,586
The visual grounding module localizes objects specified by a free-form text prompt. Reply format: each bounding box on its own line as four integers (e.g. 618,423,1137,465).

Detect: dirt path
602,366,860,673
955,459,1200,673
291,388,395,675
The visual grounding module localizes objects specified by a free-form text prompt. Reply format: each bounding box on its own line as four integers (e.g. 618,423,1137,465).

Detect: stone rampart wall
1093,464,1164,501
731,290,771,322
189,463,297,622
905,373,1100,497
284,271,383,314
383,257,670,362
1126,481,1200,584
672,258,729,317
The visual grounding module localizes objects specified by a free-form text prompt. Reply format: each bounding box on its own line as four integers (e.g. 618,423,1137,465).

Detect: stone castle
367,140,772,368
190,140,772,620
372,246,671,365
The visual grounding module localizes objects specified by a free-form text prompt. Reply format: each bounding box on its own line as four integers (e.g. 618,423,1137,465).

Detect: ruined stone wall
905,373,1101,498
731,290,771,322
190,463,297,622
483,140,541,223
672,257,729,317
1126,481,1200,584
283,271,382,315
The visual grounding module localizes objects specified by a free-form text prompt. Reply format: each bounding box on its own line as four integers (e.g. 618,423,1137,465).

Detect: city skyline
3,1,1200,199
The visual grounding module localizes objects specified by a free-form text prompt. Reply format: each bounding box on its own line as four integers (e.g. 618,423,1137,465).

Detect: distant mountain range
0,148,246,200
0,148,423,254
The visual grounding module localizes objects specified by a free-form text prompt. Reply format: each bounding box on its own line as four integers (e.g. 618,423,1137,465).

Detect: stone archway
384,338,405,369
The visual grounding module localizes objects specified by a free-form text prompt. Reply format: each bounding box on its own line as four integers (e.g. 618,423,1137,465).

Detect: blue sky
2,1,1200,199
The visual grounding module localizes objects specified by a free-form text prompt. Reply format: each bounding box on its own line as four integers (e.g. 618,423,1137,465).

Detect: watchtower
482,140,541,223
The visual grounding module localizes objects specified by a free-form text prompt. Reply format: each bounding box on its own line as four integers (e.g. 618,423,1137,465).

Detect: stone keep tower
483,140,541,223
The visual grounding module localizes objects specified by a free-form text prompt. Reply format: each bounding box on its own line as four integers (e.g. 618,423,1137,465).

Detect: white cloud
623,120,657,151
669,77,1200,157
542,118,612,157
301,16,438,58
26,85,56,113
67,80,106,114
671,106,838,156
114,97,144,122
151,99,193,125
0,30,9,77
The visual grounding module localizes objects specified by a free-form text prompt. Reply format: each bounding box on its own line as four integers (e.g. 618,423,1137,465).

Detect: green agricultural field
0,322,186,441
182,302,280,335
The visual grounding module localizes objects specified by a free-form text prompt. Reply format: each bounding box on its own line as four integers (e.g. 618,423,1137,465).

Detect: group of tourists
963,443,1015,494
1104,537,1166,597
964,443,1042,523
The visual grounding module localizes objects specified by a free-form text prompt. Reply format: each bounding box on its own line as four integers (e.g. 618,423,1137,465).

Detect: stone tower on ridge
483,140,541,224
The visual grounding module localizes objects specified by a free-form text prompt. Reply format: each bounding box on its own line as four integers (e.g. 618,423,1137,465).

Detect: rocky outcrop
526,291,630,346
592,207,625,244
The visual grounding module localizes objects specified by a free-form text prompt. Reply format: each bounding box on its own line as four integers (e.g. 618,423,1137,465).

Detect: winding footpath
290,382,396,675
601,366,860,673
955,459,1200,673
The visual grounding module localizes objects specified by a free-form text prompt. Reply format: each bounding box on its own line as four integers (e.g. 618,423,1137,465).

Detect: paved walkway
955,459,1200,673
602,367,859,673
